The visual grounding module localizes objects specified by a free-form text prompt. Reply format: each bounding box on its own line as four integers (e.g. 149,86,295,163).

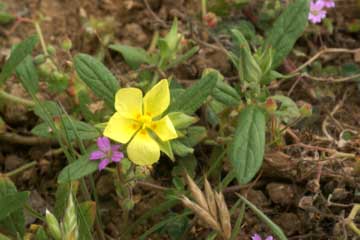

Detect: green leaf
0,192,29,220
212,79,241,106
167,46,199,69
58,155,99,183
264,0,310,68
228,105,266,184
54,183,71,219
35,226,49,240
0,35,38,85
16,55,39,95
164,18,179,51
74,53,119,107
0,12,15,24
109,44,152,69
31,117,99,141
237,194,288,240
169,70,219,114
231,29,262,85
33,101,61,120
157,139,174,161
78,201,96,240
184,126,207,147
0,176,26,237
272,95,300,122
171,140,194,157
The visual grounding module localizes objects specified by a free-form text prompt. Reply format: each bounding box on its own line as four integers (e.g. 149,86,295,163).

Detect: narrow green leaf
228,105,266,184
237,194,288,240
171,140,194,157
212,80,241,106
109,44,152,69
34,226,49,240
74,54,119,107
58,156,98,183
0,176,26,237
0,192,29,220
169,70,219,114
78,201,96,240
157,139,174,161
0,35,38,85
16,55,39,95
31,117,99,141
231,30,262,85
264,0,310,68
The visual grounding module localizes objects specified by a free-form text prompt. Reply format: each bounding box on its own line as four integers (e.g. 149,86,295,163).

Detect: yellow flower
104,79,178,165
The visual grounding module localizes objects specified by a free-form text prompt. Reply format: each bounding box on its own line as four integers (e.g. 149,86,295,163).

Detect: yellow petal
127,130,160,165
115,88,143,119
103,113,140,143
143,79,170,118
151,115,178,141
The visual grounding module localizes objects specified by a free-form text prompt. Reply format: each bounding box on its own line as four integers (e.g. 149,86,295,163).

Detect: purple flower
90,137,124,171
308,1,326,24
319,0,335,8
252,234,274,240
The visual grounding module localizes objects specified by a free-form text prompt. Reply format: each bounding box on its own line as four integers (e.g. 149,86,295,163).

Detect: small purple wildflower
252,234,274,240
90,137,124,171
319,0,335,8
308,1,326,24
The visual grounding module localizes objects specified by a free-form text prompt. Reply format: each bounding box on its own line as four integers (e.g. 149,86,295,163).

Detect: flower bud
299,101,312,117
265,98,277,112
45,209,62,240
33,54,47,65
61,38,72,51
47,45,56,56
203,12,218,28
168,112,198,129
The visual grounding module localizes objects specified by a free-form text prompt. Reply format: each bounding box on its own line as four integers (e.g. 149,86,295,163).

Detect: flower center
312,9,319,16
136,113,155,130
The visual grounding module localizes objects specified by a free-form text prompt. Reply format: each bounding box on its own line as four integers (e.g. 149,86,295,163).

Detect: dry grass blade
181,196,221,232
215,192,232,240
185,172,209,211
204,178,217,219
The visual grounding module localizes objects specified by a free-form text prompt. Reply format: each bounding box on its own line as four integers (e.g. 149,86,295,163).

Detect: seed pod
215,192,231,240
45,209,62,240
204,178,217,219
185,173,209,211
181,196,221,232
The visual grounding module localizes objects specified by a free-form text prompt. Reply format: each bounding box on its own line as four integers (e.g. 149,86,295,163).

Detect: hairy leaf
228,105,266,184
0,35,38,85
264,0,310,68
16,55,39,95
109,44,152,69
169,70,219,114
74,54,119,107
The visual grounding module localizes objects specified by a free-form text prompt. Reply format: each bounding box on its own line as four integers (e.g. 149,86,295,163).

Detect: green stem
34,21,48,55
6,161,37,177
0,90,35,107
201,0,207,18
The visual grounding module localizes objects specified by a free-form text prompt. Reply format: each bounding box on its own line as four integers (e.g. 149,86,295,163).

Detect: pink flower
308,1,327,24
252,234,274,240
90,137,124,171
319,0,335,8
